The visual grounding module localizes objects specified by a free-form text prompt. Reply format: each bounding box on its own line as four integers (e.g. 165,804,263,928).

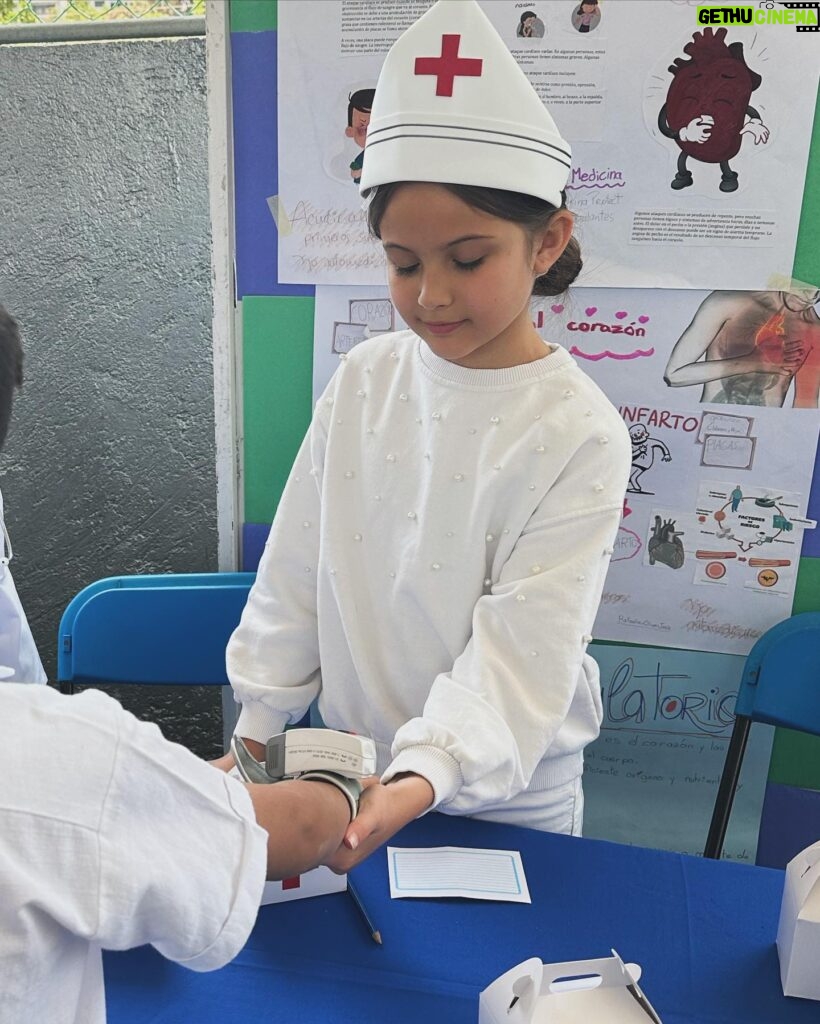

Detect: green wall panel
767,557,820,788
230,0,277,33
793,556,820,615
243,296,314,523
793,80,820,288
769,729,820,790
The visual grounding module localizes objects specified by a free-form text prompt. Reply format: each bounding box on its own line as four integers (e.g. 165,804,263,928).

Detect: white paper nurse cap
359,0,571,207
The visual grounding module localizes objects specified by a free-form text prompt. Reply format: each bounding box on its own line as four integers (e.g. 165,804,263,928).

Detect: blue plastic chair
704,612,820,860
57,573,255,694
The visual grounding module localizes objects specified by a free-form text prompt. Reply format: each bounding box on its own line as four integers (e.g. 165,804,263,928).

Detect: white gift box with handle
479,950,662,1023
777,840,820,1000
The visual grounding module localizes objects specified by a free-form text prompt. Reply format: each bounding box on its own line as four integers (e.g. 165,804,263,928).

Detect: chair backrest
58,573,255,687
704,612,820,862
736,612,820,732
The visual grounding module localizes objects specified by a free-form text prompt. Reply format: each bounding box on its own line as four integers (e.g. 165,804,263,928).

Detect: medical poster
584,644,773,861
277,0,819,289
312,282,820,654
533,285,819,654
313,285,407,401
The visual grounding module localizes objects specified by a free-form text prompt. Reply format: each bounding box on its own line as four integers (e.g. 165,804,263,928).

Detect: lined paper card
387,846,531,903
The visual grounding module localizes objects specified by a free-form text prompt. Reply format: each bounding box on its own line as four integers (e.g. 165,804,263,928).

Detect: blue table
104,813,816,1023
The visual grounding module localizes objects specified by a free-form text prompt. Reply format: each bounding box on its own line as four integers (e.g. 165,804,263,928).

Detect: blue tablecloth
104,813,817,1023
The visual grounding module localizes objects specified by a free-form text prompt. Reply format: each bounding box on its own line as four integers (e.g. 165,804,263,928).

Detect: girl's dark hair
365,181,582,297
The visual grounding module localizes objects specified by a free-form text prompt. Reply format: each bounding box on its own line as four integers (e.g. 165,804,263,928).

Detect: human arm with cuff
219,386,336,771
246,775,377,878
329,419,630,871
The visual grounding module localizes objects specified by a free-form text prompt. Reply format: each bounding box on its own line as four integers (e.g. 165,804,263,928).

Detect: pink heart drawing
585,306,597,316
550,304,564,314
638,315,650,324
615,311,628,319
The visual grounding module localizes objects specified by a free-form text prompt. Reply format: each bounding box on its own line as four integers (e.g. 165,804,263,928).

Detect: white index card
387,846,531,903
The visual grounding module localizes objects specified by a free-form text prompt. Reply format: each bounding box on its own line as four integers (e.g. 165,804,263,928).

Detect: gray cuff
300,771,361,821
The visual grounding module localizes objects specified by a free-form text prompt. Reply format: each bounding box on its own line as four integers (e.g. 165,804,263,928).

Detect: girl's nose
418,272,451,311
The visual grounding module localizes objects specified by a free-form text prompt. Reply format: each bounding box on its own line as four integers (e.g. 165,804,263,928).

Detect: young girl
224,0,630,869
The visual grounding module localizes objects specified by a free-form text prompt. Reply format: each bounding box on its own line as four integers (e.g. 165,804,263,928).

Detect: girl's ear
532,209,575,276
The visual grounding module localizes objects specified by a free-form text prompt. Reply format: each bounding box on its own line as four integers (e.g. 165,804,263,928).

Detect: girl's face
379,183,572,369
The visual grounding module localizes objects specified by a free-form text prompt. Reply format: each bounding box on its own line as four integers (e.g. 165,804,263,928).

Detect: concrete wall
0,35,222,756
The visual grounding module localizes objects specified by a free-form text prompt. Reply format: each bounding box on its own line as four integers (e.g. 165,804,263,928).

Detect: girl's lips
423,320,466,336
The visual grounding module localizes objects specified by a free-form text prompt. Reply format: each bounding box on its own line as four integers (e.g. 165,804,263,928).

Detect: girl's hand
326,773,435,873
210,736,266,774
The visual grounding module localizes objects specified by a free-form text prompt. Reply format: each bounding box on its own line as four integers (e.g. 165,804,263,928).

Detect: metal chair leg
704,715,751,860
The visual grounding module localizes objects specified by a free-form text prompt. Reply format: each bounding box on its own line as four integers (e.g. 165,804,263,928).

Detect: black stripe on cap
366,120,571,161
365,132,571,170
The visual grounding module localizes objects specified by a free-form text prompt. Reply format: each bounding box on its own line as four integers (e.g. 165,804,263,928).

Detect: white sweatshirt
0,685,266,1024
229,331,630,817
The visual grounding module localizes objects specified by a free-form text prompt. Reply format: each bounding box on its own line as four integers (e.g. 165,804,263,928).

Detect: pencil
347,879,382,945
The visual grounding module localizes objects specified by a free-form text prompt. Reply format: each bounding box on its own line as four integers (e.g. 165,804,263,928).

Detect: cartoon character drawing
628,424,672,495
516,10,545,37
730,485,743,512
648,516,685,569
664,289,820,408
572,0,600,33
345,88,376,185
658,27,769,193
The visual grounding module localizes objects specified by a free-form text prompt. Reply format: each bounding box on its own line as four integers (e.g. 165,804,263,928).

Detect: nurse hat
359,0,571,207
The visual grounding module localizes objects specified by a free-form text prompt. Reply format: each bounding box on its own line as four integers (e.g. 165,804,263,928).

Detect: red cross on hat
414,33,483,97
359,0,571,208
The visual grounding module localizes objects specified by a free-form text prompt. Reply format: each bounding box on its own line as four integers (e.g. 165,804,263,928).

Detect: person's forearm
664,353,768,386
383,772,435,820
247,778,351,879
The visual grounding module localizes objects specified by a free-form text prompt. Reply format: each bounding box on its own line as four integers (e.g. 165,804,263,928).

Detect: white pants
468,776,584,836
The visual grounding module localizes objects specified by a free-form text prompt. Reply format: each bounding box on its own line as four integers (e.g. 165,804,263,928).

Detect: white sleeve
96,706,267,971
383,428,630,814
227,395,330,743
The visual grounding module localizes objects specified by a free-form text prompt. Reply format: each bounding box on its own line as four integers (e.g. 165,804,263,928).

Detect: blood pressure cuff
230,735,362,820
299,770,362,822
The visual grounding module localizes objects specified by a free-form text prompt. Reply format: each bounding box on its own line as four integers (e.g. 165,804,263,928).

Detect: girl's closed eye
454,257,484,272
392,263,419,277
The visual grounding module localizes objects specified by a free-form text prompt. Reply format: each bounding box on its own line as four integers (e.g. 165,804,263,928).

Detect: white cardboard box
260,865,347,905
479,950,662,1024
777,840,820,1000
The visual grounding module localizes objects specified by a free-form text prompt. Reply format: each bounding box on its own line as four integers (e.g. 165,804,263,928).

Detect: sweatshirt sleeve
96,698,267,970
227,389,332,744
383,421,630,815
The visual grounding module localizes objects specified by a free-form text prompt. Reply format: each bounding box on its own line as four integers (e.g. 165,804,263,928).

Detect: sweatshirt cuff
234,701,292,746
169,778,267,971
382,744,463,809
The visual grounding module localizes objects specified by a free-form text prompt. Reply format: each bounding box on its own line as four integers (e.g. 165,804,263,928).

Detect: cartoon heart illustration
584,306,597,316
638,315,650,324
550,304,564,314
615,311,628,319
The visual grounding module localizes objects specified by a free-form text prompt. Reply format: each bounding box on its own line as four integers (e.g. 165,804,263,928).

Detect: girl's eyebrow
383,234,494,253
